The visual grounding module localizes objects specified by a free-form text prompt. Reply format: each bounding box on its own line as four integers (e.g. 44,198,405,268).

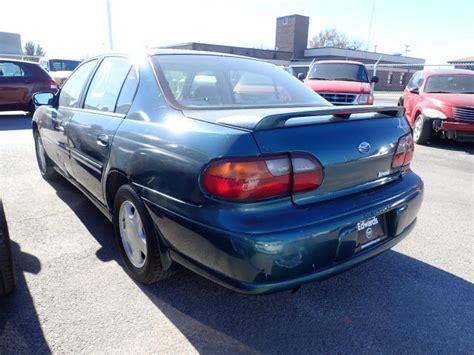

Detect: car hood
304,79,371,94
424,93,474,108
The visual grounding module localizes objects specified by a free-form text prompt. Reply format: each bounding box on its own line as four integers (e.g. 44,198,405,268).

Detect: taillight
49,79,58,90
392,133,414,168
202,153,323,201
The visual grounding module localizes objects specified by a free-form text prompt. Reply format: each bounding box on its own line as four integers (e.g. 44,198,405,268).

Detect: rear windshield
49,59,81,72
424,74,474,94
151,55,329,109
307,63,369,83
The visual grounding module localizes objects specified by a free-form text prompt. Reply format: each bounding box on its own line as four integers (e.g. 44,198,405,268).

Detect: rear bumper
143,172,424,294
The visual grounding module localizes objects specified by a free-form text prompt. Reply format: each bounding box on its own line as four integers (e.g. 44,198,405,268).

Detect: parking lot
0,97,473,352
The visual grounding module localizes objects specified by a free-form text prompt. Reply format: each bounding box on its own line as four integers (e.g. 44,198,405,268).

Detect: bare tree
23,41,46,62
309,28,365,50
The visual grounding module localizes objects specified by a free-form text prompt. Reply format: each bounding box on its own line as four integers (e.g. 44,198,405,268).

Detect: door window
59,60,97,108
84,57,131,113
115,68,138,114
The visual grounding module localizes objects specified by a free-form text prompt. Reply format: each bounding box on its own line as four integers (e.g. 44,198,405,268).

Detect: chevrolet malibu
31,50,423,294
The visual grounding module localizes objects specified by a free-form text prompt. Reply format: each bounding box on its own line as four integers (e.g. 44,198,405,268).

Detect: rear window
152,55,328,109
307,63,369,83
49,59,81,72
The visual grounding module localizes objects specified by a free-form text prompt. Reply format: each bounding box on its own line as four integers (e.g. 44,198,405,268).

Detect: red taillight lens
49,79,58,90
291,154,324,192
202,154,323,201
392,133,414,168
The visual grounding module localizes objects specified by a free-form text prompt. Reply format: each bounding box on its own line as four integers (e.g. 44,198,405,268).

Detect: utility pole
365,0,376,57
404,44,411,56
107,0,113,50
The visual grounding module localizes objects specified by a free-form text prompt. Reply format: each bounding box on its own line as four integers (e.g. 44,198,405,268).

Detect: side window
84,57,131,113
0,61,27,77
115,68,138,114
415,74,424,89
59,60,97,108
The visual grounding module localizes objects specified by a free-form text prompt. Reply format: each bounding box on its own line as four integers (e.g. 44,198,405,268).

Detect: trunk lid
183,106,410,205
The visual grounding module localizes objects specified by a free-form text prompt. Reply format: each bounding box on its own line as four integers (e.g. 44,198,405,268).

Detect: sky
1,0,473,64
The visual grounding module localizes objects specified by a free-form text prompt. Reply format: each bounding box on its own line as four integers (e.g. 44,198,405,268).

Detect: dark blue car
31,50,423,294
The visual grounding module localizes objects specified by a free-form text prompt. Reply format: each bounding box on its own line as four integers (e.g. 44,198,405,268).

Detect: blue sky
2,0,473,64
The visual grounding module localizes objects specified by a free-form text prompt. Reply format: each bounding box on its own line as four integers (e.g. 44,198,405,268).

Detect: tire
413,114,433,145
29,100,36,115
34,129,57,180
113,184,173,284
0,199,15,297
398,97,404,107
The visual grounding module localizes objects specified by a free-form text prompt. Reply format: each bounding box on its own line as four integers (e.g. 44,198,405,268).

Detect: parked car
0,58,57,112
31,50,423,294
0,198,15,297
302,60,378,105
401,69,474,144
39,57,81,87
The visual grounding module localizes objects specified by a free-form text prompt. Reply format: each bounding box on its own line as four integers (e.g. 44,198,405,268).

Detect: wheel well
105,171,130,210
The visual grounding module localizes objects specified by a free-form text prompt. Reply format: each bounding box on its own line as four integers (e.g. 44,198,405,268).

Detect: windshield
152,55,329,109
49,59,81,72
424,74,474,94
307,63,369,83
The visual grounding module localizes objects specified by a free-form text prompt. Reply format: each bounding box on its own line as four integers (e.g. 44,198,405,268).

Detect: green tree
23,41,46,62
309,28,365,50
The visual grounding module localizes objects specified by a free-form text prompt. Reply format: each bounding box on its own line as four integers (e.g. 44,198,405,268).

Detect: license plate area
355,215,386,252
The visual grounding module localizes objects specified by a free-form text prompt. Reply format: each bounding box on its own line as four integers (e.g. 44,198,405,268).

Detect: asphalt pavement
0,107,473,354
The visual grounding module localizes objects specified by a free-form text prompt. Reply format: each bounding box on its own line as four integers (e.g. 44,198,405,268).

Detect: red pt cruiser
402,69,474,144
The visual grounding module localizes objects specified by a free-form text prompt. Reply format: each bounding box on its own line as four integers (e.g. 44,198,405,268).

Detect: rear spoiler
254,105,404,130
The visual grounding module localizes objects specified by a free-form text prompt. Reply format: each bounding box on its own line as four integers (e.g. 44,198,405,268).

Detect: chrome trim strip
70,149,102,173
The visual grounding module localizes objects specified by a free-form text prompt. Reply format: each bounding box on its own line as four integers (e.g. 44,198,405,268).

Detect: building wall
369,68,419,91
275,15,309,58
0,32,22,55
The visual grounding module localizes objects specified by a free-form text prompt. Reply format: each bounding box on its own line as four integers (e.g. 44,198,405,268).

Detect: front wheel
34,130,57,180
0,199,15,297
413,115,433,145
113,184,173,284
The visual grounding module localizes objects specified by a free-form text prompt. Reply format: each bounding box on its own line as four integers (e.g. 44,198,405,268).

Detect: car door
0,61,33,109
67,56,135,203
404,72,424,124
40,59,98,174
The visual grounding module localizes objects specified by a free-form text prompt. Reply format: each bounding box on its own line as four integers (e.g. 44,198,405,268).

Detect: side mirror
297,72,306,81
409,87,419,94
370,76,379,83
32,92,55,107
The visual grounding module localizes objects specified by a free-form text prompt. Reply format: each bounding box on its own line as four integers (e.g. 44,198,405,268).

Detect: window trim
113,65,140,114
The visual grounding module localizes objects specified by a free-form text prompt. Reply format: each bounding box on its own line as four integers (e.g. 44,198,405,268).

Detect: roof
420,68,474,76
0,57,39,65
314,60,364,65
147,48,261,60
448,56,474,63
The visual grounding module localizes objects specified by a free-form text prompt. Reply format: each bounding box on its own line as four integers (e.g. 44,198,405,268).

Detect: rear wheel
113,184,173,284
0,199,15,297
413,114,433,145
34,130,57,180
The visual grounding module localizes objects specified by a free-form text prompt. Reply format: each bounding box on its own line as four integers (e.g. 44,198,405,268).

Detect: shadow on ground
423,138,474,154
0,241,51,354
0,113,32,131
44,176,473,353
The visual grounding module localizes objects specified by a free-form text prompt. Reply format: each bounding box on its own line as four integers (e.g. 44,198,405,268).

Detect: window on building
399,72,406,85
387,71,393,84
282,17,288,25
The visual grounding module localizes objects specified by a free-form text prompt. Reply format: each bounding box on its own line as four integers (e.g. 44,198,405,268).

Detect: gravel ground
0,111,473,354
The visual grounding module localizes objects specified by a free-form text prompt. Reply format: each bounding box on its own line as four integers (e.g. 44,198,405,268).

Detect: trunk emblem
358,142,371,153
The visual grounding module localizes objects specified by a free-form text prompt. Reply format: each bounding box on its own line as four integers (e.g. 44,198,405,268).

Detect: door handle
52,117,64,131
97,134,109,147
